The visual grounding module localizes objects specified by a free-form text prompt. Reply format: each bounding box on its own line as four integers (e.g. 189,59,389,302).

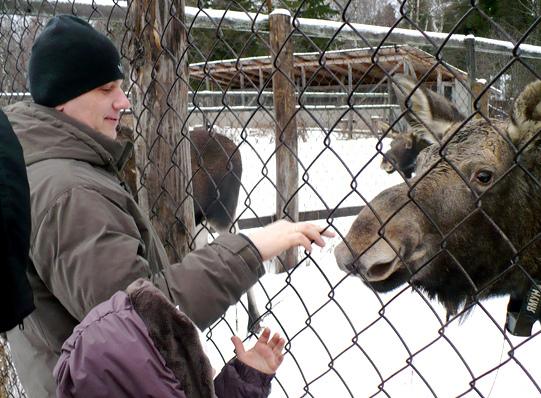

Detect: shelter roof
189,45,468,89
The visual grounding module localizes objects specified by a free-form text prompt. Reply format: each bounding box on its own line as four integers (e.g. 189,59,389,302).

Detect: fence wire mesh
1,0,541,397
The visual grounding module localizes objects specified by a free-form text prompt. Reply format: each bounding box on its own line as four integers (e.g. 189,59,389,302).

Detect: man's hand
231,327,286,375
246,220,335,261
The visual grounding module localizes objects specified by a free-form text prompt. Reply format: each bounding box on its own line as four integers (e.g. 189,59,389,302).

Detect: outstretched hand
231,327,286,375
246,220,335,261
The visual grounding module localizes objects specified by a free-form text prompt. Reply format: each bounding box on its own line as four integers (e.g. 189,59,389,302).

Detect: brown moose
335,77,541,322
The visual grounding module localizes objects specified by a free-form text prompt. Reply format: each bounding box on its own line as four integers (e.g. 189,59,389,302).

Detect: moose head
379,122,431,179
335,77,541,323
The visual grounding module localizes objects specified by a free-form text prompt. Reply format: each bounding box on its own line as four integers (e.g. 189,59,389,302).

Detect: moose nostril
346,261,359,274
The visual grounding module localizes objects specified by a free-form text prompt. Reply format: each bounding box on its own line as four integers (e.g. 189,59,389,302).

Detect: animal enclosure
1,0,541,397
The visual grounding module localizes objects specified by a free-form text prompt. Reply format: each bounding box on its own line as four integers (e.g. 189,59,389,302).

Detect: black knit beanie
28,15,124,107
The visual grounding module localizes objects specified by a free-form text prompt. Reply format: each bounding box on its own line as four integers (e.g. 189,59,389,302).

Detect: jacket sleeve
163,233,264,330
214,359,273,398
32,186,264,326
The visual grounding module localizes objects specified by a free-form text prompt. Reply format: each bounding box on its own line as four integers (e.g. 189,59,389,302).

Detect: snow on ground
201,128,540,398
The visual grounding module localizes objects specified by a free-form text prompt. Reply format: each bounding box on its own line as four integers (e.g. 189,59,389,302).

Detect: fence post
126,0,195,262
270,9,298,272
472,80,489,118
0,342,7,398
465,34,476,114
347,63,353,138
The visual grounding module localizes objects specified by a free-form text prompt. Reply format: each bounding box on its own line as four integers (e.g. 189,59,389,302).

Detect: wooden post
270,9,298,272
436,70,443,96
240,74,245,107
465,34,476,114
259,67,265,91
386,76,395,132
127,0,195,262
472,80,489,118
0,342,8,398
347,63,353,138
403,60,409,76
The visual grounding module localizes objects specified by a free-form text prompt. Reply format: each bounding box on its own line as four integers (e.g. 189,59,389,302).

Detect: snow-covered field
203,128,541,398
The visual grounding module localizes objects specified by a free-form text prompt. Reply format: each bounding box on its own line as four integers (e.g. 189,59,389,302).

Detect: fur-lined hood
54,279,273,398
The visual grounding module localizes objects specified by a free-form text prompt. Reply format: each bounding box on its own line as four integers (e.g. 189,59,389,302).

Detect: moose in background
379,122,431,179
117,124,242,236
335,76,541,333
118,124,262,332
380,75,466,179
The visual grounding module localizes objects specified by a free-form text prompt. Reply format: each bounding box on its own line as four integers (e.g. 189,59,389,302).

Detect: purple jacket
54,279,273,398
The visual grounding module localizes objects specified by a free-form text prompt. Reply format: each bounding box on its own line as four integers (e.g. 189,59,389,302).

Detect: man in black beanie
28,15,124,109
3,14,332,397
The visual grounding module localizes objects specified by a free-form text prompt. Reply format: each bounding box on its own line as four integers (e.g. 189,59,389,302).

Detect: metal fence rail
1,1,541,397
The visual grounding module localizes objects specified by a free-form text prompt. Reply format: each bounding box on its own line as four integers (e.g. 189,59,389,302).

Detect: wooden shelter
189,44,468,91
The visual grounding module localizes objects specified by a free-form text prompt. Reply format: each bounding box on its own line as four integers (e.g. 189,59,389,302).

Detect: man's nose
114,89,131,110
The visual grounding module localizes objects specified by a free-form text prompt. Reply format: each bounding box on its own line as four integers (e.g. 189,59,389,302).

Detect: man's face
55,80,130,139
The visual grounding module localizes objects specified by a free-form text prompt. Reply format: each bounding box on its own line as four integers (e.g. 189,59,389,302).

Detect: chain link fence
1,0,541,396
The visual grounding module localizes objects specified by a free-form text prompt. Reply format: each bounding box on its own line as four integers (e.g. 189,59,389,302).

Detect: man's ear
55,104,64,112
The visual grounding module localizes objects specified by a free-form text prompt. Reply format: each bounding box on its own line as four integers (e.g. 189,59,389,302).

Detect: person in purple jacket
54,278,285,397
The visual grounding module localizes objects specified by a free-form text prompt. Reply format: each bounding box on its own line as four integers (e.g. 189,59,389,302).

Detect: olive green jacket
3,102,263,398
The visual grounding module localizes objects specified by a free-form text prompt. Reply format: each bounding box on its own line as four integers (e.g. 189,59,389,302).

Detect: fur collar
127,279,215,398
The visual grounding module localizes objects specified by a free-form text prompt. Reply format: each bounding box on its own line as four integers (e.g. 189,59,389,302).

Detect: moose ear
377,120,391,133
508,80,541,145
392,74,465,142
377,120,400,139
411,128,438,145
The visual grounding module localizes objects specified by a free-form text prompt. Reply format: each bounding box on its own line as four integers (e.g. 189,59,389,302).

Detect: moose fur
335,78,541,319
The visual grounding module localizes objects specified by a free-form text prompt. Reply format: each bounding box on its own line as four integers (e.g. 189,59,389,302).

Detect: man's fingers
307,228,326,248
293,223,335,249
297,223,335,237
296,234,313,253
231,336,246,355
320,228,336,238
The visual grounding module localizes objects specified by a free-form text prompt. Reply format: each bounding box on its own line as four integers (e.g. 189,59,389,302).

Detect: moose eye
475,170,493,185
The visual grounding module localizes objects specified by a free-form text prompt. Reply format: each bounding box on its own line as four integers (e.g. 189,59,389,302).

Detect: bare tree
335,0,396,25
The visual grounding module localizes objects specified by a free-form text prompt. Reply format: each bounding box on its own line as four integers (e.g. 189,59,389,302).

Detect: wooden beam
238,206,364,229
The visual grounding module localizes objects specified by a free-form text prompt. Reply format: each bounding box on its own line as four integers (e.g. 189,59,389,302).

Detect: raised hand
231,327,286,375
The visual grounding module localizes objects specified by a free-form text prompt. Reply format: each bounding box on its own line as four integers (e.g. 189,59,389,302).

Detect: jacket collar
4,102,132,173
